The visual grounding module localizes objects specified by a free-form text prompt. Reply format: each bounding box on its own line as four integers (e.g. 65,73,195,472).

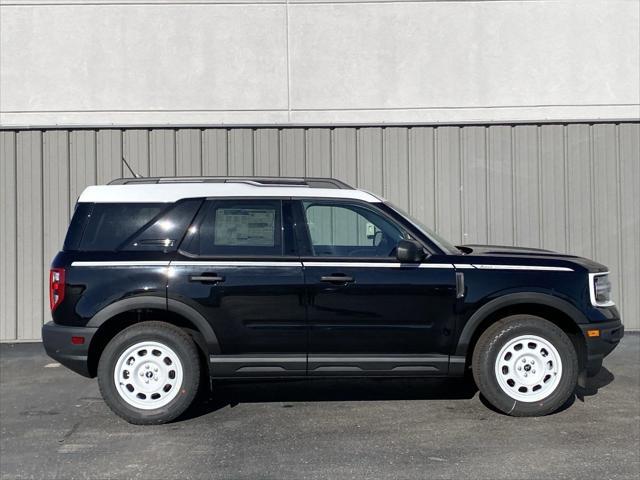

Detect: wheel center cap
524,364,531,372
145,371,153,378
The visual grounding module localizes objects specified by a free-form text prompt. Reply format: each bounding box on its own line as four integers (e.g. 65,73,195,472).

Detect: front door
168,198,307,377
296,199,457,376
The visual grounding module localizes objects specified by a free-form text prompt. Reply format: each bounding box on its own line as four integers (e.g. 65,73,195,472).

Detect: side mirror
396,239,426,263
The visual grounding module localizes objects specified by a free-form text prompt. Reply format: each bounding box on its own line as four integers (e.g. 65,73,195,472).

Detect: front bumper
580,319,624,376
42,322,97,377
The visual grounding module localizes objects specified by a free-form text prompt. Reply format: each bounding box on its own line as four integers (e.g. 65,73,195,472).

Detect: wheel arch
86,296,220,377
455,293,587,372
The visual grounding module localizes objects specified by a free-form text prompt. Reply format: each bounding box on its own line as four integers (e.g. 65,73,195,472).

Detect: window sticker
214,208,276,246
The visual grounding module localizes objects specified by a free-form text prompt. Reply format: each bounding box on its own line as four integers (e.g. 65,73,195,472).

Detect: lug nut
145,365,149,369
522,359,526,363
524,373,528,377
517,366,522,371
532,370,536,374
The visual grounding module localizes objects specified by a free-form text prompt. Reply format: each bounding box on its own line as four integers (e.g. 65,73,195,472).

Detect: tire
97,321,201,425
472,315,578,417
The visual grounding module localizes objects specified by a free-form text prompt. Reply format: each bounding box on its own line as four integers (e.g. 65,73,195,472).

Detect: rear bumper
42,322,97,378
580,319,624,376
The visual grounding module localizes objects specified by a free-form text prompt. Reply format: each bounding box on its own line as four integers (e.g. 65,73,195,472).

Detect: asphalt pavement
1,334,638,480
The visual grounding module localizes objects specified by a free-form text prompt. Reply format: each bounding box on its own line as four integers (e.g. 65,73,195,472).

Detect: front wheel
97,321,201,425
472,315,578,417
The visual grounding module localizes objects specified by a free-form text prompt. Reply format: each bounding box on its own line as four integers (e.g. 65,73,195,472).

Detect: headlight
589,272,614,307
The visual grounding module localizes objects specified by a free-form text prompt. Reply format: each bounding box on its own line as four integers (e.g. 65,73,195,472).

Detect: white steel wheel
113,341,184,410
494,334,563,403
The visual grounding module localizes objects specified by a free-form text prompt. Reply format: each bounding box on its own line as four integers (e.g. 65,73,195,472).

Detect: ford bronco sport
43,176,624,424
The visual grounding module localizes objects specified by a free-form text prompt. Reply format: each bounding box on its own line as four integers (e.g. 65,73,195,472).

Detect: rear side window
181,200,283,257
76,203,165,251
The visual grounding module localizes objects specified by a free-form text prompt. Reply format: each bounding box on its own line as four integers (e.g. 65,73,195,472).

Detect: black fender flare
87,296,221,355
454,292,587,357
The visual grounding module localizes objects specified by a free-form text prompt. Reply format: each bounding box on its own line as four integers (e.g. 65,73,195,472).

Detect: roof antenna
122,155,142,178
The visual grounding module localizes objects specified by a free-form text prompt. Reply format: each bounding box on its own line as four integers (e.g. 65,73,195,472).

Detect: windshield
384,201,461,255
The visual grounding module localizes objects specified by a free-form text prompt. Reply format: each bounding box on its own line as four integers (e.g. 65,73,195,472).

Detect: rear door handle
189,274,225,284
320,274,354,284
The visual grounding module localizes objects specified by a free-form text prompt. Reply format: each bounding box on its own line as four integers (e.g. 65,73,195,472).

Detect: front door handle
189,273,225,284
320,274,354,284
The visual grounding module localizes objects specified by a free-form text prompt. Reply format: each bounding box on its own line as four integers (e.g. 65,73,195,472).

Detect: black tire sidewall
474,315,578,416
97,322,200,425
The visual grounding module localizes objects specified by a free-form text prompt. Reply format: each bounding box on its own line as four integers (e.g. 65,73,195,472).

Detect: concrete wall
1,0,639,127
1,123,639,341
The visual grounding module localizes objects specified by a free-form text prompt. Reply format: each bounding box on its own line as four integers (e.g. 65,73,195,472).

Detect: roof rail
108,176,354,189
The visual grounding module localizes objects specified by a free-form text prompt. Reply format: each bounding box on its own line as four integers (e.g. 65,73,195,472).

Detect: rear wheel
472,315,578,416
97,321,200,425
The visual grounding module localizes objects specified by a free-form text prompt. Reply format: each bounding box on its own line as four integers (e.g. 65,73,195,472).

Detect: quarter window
76,203,165,251
123,199,203,251
302,201,405,258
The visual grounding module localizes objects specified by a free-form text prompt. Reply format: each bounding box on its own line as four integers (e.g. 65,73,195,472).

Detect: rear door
168,198,307,377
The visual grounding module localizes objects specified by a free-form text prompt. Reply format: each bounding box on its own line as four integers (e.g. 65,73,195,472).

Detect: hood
460,244,571,257
458,244,608,272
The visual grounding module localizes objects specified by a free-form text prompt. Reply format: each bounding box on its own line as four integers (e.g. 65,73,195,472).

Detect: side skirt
308,354,449,377
209,354,306,377
448,356,467,377
209,354,458,378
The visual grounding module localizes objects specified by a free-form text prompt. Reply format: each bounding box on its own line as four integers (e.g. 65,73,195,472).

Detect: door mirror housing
396,239,426,263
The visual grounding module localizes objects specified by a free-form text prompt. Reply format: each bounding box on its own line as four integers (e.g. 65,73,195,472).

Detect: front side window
302,200,405,258
181,200,283,257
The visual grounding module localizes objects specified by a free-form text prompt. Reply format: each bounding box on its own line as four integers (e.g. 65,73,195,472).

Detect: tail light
49,268,65,312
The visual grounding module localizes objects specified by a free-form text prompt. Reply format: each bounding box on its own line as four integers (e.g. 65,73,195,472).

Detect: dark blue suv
43,177,624,424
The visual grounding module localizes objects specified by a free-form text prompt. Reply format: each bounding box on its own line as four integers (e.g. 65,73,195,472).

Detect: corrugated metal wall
0,123,638,341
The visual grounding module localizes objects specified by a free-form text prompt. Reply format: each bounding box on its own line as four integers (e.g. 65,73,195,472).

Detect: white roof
78,182,382,204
